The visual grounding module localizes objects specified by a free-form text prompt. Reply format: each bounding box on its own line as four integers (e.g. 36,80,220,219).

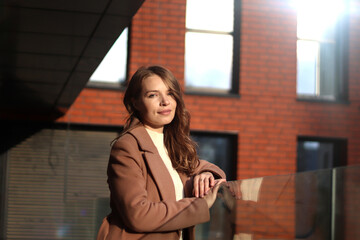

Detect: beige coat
97,124,226,240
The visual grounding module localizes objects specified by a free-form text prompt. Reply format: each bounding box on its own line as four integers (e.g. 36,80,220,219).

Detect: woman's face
136,74,177,133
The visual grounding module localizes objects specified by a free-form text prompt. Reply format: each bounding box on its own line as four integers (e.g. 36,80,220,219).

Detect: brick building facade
58,0,360,179
1,0,359,239
56,1,360,238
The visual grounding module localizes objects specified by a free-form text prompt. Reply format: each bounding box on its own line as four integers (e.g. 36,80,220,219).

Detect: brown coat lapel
129,126,177,201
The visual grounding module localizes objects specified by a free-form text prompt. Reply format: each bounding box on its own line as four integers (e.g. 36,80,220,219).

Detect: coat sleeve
107,135,210,233
182,160,226,198
193,159,227,179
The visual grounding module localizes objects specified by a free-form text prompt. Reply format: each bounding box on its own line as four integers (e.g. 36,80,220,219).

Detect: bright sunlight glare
291,0,346,40
89,28,128,83
186,0,234,32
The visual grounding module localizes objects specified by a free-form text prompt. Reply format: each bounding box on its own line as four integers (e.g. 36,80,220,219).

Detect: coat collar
128,125,158,153
128,123,179,201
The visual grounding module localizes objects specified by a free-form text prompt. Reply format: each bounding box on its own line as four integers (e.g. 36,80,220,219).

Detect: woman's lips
158,109,171,115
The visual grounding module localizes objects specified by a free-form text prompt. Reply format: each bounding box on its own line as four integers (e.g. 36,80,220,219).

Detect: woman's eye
148,94,156,98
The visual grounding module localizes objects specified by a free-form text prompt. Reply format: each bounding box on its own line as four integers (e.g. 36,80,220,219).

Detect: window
192,131,237,180
88,28,129,88
191,131,237,239
185,0,240,94
295,0,348,101
297,137,347,172
296,136,347,239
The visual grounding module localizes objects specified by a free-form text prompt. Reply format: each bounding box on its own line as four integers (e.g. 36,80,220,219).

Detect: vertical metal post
0,152,9,240
331,168,336,240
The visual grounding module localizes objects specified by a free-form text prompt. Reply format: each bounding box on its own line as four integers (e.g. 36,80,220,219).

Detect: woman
97,66,226,240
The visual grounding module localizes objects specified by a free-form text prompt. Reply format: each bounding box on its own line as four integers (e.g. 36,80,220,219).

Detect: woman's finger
193,175,200,197
209,174,215,188
199,177,205,197
203,180,224,208
204,177,210,195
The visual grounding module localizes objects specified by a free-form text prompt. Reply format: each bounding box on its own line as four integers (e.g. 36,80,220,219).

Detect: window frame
184,0,241,96
295,2,349,103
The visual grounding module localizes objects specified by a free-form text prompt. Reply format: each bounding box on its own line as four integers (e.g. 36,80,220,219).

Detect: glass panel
207,165,360,240
296,40,319,96
333,166,360,239
295,170,332,239
185,32,233,91
191,133,236,239
89,28,128,83
186,0,234,32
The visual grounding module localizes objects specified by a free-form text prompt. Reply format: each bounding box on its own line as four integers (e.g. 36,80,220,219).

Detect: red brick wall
58,88,126,125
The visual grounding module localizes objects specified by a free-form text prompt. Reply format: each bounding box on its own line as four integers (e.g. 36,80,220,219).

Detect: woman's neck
144,125,164,133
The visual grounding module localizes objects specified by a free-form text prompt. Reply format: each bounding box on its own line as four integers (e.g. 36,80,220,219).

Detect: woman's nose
160,95,170,106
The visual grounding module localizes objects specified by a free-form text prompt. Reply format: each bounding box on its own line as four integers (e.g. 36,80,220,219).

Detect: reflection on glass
185,32,233,91
206,166,360,240
89,28,128,83
192,133,236,239
186,0,234,32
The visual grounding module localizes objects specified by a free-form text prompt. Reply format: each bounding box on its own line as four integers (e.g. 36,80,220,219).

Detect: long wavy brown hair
121,65,199,174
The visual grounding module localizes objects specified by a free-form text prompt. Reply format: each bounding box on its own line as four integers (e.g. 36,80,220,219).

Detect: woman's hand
203,179,226,208
193,172,215,198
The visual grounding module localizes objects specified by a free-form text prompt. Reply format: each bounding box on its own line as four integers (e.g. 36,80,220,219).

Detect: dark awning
0,0,144,119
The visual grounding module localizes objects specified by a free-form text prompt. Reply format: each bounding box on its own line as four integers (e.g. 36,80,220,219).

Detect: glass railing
3,164,359,239
198,165,360,240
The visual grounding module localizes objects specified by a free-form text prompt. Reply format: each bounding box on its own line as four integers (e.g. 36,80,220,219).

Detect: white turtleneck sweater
145,128,184,240
145,128,185,201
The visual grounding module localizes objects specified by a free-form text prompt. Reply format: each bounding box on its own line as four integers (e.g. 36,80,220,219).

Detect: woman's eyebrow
144,90,159,94
144,89,171,96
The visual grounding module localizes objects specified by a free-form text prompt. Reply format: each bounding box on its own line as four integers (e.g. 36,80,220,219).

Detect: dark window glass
297,137,347,172
192,132,237,180
191,131,237,239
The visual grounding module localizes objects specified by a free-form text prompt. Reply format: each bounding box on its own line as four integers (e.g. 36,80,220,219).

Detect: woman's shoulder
112,126,146,146
112,125,156,153
112,131,138,147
